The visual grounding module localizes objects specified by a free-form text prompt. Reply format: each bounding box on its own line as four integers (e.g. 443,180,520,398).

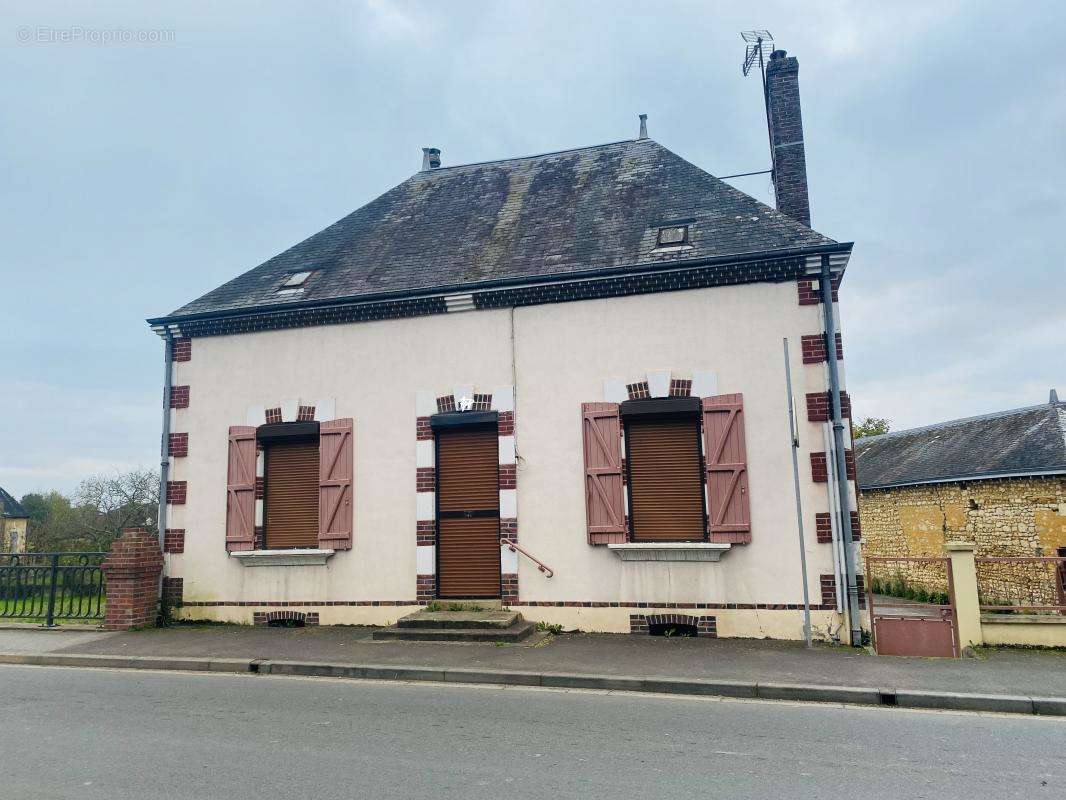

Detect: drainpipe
819,255,861,646
157,329,174,552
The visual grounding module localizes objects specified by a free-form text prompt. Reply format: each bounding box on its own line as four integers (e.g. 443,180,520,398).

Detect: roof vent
638,113,648,140
422,147,441,171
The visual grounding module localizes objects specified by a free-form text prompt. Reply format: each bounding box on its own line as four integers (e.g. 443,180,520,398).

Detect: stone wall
860,476,1066,606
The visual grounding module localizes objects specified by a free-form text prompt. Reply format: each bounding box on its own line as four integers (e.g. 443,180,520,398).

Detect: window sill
607,543,731,562
229,549,335,567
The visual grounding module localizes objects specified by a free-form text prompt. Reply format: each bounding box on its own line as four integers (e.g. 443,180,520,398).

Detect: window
283,271,313,287
276,271,314,295
623,400,705,542
262,431,319,549
656,225,688,247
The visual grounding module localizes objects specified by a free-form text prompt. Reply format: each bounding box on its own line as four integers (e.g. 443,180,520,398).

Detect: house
0,487,28,553
147,50,864,642
856,391,1066,606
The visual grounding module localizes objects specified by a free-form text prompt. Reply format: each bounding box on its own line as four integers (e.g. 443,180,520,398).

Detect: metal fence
0,552,107,625
976,556,1066,614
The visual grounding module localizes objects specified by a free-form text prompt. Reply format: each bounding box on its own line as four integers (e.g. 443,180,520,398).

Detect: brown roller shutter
436,426,500,598
626,418,705,542
265,440,320,549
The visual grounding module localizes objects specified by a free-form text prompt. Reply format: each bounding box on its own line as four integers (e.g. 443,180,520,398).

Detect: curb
1,651,1064,717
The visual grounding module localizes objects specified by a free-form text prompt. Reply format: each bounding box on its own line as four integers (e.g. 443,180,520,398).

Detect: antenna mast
741,30,775,178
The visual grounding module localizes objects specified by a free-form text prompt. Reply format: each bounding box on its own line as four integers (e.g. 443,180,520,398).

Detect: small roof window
656,225,689,247
282,271,313,288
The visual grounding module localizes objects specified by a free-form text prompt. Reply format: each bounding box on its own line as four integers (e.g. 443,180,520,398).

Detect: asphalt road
3,665,1063,800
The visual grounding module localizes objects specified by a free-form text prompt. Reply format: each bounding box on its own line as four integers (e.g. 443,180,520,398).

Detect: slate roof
855,400,1066,490
163,138,836,320
0,486,27,519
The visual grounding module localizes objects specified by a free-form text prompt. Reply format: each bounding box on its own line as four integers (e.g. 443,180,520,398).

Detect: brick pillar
101,528,164,631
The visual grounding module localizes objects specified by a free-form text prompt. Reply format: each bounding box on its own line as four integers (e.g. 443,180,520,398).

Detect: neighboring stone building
0,486,29,553
856,392,1066,606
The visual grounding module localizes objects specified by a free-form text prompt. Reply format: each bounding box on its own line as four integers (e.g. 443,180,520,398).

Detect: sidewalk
2,624,1065,705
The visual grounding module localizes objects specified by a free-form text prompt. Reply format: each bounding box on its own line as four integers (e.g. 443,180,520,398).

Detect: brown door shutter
264,440,319,549
436,426,500,598
581,403,626,544
225,426,257,552
702,393,751,543
318,418,353,550
626,418,705,542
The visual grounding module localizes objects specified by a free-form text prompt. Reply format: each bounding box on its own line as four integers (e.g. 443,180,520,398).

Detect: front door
436,425,501,598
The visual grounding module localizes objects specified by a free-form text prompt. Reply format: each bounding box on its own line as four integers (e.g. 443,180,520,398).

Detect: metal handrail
501,538,553,578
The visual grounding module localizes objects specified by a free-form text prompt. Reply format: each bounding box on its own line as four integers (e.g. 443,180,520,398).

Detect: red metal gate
866,556,960,658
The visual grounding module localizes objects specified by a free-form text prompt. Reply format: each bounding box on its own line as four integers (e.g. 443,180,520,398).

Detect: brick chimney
765,49,811,227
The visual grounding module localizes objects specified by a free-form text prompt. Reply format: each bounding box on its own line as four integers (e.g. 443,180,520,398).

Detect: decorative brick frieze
498,464,517,490
811,452,828,482
169,385,189,409
815,511,861,543
627,381,650,400
800,332,844,364
629,613,718,637
255,477,264,499
416,520,436,545
815,512,832,543
497,411,514,436
818,574,866,609
164,254,851,340
629,614,649,634
436,395,455,413
501,574,519,604
264,407,282,424
416,416,433,440
416,467,435,492
166,480,187,504
182,598,839,611
163,528,185,554
820,574,837,606
167,432,188,458
416,574,435,603
796,276,839,305
171,338,192,362
499,518,518,540
101,528,164,630
297,405,316,422
669,378,692,397
253,610,319,626
162,577,184,607
810,450,855,482
805,391,851,422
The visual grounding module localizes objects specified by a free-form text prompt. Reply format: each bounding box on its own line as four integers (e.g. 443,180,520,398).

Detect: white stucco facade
166,280,857,639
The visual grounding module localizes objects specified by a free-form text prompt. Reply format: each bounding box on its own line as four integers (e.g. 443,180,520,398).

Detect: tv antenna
739,30,776,180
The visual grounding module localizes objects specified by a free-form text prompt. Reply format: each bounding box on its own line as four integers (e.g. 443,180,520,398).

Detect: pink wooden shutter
225,426,257,552
702,393,751,544
318,418,353,550
581,403,626,544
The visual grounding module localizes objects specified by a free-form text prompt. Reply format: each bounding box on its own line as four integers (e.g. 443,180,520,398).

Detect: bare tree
74,468,159,551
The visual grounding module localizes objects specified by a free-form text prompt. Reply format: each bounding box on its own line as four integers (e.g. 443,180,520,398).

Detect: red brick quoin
101,528,164,630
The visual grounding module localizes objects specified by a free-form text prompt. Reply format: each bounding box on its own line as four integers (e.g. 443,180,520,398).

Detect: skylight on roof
282,271,313,288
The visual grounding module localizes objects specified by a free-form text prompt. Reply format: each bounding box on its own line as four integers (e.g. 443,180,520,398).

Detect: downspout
819,255,861,646
157,329,173,552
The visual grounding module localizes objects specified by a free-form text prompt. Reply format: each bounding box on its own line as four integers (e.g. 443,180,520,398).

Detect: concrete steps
373,608,535,642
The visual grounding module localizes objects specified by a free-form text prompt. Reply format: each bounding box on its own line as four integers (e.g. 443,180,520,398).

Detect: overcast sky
1,1,1063,498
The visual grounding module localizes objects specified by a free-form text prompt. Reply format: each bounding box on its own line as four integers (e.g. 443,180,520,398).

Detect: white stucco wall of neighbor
169,281,848,638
